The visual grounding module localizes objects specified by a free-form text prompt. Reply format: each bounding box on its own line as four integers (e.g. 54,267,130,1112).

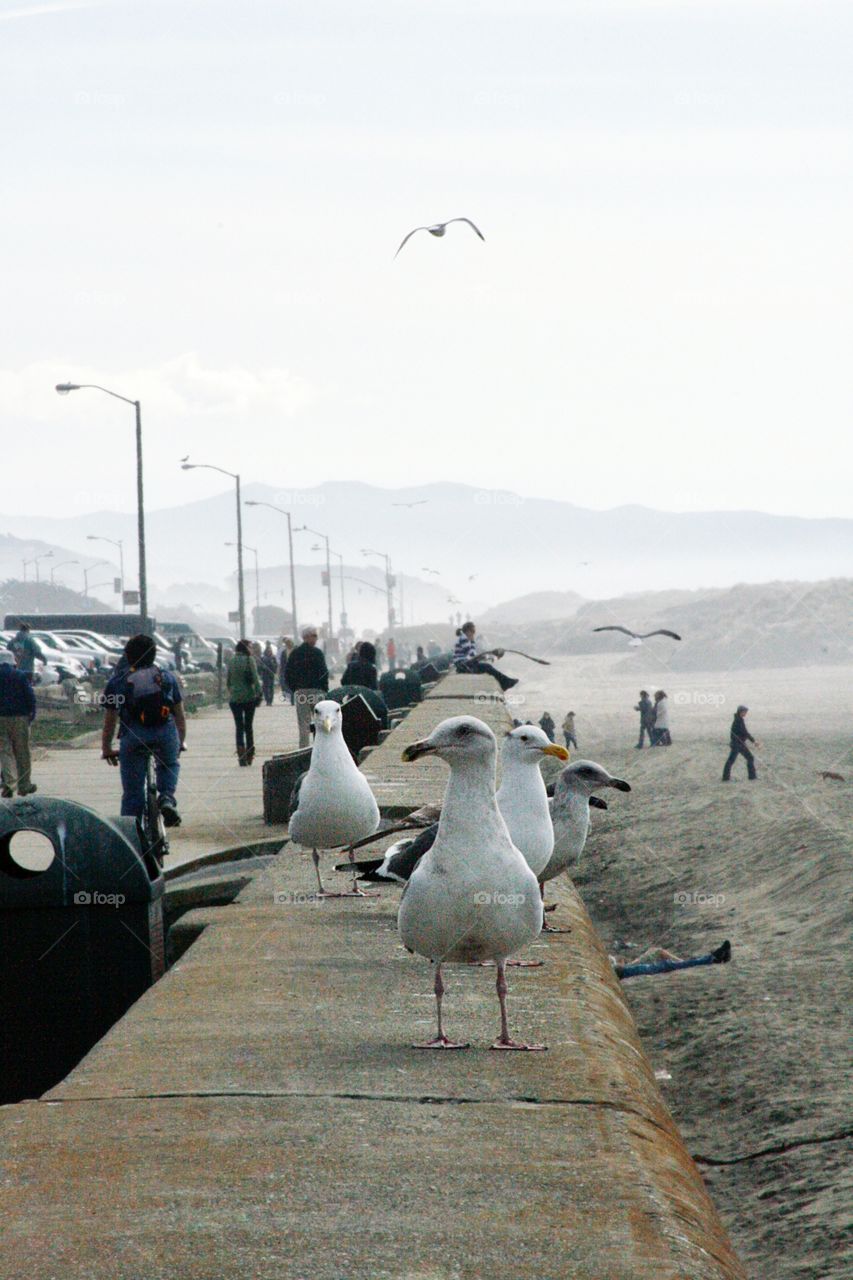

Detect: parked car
29,631,102,677
0,633,86,683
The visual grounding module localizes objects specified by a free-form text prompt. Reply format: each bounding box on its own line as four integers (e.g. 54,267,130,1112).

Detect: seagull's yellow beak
541,744,570,761
321,716,335,734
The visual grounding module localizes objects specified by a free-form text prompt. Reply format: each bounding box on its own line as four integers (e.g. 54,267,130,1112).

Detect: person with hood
538,711,556,742
634,690,655,748
722,705,759,781
227,640,263,765
341,641,378,690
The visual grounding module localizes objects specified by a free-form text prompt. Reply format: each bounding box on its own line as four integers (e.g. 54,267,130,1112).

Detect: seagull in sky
392,500,430,508
395,218,485,258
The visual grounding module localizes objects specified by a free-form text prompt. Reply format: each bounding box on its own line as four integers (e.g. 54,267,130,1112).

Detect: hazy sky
1,0,851,519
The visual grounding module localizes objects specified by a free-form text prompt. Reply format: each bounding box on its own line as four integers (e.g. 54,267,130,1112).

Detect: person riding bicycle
101,633,186,827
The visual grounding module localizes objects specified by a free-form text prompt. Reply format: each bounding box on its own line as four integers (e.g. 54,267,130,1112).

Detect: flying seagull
395,218,485,258
392,500,429,508
593,625,681,642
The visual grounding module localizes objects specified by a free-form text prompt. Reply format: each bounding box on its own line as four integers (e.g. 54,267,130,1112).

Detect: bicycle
103,742,184,872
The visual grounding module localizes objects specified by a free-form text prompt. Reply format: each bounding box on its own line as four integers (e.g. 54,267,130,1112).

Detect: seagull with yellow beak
289,699,380,895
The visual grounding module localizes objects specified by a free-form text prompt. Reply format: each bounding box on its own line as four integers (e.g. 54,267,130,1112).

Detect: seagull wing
592,625,635,638
446,217,486,241
639,629,682,641
394,226,429,257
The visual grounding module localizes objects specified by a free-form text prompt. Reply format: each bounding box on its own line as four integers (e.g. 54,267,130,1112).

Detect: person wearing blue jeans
101,634,187,825
614,940,731,979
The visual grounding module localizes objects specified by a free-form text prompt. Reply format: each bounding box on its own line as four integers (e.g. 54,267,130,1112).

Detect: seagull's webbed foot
541,922,571,934
413,1035,470,1051
476,959,544,969
491,960,548,1052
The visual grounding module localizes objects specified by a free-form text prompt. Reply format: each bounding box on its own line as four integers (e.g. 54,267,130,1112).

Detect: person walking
722,705,759,781
101,634,186,824
227,640,263,765
171,635,187,673
562,711,578,750
284,625,329,749
452,621,518,692
386,636,397,671
635,690,655,748
0,660,37,797
9,622,39,683
538,711,556,742
278,637,294,702
259,642,278,707
341,641,378,690
651,689,671,746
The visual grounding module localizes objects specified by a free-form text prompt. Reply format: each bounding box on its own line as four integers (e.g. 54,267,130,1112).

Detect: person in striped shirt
452,621,518,692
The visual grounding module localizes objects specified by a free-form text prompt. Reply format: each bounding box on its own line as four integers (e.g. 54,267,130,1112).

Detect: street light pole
182,460,246,638
55,383,148,629
361,547,395,632
86,536,125,608
83,560,107,595
244,500,298,638
32,550,54,584
50,559,79,585
226,541,259,617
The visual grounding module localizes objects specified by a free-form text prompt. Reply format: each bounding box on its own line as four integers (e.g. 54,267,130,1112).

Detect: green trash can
0,797,165,1103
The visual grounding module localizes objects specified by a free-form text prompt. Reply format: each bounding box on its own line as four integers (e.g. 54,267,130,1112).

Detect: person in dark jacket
538,711,556,742
227,640,263,765
341,641,378,691
634,690,654,748
722,705,758,781
259,642,278,707
284,625,329,748
0,661,37,797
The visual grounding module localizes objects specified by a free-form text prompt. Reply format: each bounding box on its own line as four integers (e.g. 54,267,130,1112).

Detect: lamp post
50,559,79,586
55,383,148,629
86,535,125,609
244,500,298,638
361,548,395,632
317,545,347,631
27,550,54,584
182,460,245,638
83,560,107,595
226,541,260,620
295,525,333,642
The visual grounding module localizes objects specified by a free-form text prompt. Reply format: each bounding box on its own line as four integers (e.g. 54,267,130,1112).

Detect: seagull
421,567,441,575
395,218,485,258
593,625,681,643
348,726,567,886
398,715,546,1050
288,700,380,896
540,761,631,929
392,500,430,508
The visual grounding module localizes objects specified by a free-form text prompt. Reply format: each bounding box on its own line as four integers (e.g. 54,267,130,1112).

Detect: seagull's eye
457,725,470,736
520,736,529,742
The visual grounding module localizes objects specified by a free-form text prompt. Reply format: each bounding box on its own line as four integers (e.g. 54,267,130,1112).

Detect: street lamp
182,460,245,638
295,525,333,642
316,544,347,631
55,383,148,628
25,550,54,584
86,535,125,609
244,500,298,638
226,541,260,619
50,559,79,586
361,548,395,631
83,560,107,595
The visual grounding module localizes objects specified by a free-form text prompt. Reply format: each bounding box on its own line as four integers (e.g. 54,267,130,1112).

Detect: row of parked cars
0,628,204,687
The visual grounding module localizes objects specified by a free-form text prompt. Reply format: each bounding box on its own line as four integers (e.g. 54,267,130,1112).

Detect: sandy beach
492,653,852,1278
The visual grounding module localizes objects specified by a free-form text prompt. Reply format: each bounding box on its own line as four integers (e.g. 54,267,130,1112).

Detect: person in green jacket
226,639,263,765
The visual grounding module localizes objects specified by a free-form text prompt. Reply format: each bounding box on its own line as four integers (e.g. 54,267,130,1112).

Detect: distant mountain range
2,482,851,632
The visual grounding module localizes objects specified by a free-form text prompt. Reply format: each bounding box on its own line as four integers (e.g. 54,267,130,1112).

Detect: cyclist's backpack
124,666,172,726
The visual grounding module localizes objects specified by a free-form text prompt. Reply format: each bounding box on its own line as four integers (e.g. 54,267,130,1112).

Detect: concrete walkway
30,696,300,869
1,675,746,1279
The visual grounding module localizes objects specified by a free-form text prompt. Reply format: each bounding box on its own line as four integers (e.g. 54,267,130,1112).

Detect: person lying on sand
612,940,731,979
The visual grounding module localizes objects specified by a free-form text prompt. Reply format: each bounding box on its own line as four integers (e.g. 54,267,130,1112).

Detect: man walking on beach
0,660,37,797
634,690,654,748
722,705,758,781
285,625,329,748
562,711,578,750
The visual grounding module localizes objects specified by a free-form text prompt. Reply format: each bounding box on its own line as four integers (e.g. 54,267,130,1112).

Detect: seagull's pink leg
314,846,379,899
490,960,547,1052
413,964,469,1050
